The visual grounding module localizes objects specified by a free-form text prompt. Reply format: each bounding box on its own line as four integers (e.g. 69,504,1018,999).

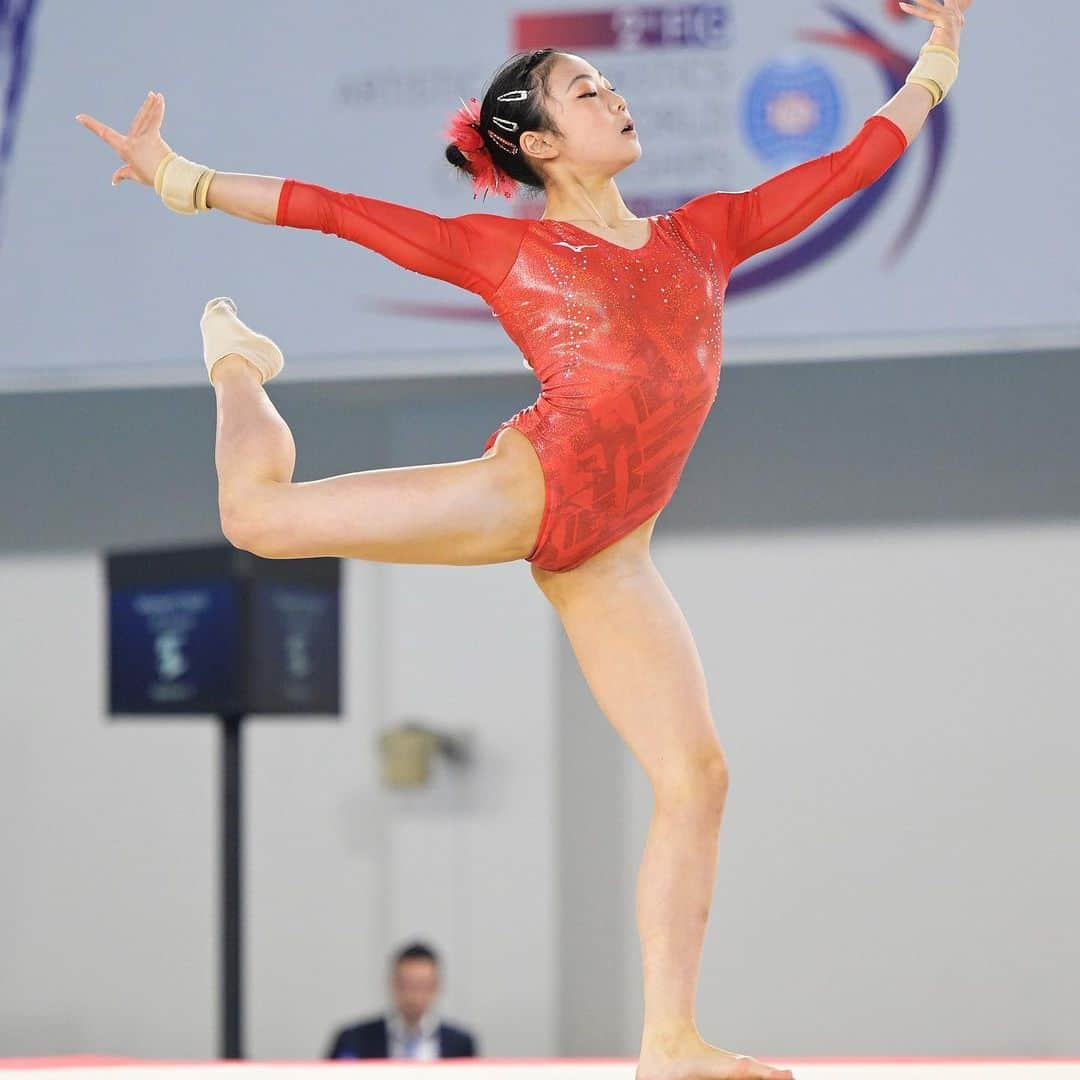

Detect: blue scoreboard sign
107,545,341,717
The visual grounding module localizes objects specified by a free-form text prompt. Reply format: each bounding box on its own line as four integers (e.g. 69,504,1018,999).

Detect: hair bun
445,143,470,170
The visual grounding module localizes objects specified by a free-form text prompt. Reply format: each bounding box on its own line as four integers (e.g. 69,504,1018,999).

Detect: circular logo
741,54,843,165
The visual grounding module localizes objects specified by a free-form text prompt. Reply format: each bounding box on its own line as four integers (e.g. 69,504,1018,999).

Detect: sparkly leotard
276,114,907,571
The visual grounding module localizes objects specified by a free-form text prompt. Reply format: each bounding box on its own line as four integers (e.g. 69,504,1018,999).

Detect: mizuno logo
553,241,599,252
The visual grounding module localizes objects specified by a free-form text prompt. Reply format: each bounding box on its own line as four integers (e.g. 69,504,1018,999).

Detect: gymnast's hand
896,0,970,52
76,91,172,187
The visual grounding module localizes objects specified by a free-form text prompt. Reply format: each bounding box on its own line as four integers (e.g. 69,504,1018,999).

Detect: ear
519,129,556,162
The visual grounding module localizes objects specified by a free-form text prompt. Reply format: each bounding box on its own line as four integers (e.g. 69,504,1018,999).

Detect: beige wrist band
193,167,217,211
905,43,960,108
154,151,217,214
153,151,177,193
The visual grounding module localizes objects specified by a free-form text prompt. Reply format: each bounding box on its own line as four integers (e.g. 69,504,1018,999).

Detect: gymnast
77,1,968,1075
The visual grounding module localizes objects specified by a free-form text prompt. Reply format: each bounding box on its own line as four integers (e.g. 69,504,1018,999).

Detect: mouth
621,120,636,134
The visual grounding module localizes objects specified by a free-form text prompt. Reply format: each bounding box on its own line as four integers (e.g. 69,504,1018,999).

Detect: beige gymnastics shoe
200,296,284,385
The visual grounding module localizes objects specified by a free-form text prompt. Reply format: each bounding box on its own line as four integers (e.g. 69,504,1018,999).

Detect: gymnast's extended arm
672,0,967,272
201,171,282,224
76,92,526,302
672,113,911,273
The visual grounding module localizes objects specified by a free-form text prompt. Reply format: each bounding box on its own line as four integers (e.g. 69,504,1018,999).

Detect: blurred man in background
325,941,478,1060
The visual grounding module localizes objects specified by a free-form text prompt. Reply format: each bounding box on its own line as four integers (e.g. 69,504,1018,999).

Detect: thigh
533,539,725,781
241,426,545,565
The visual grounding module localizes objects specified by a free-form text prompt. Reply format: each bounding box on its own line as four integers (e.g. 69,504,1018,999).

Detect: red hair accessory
444,96,519,201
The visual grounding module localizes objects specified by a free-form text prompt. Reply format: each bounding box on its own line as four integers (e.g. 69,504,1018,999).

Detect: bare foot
637,1038,794,1080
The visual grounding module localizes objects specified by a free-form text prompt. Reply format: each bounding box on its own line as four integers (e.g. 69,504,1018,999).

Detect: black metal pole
221,712,244,1059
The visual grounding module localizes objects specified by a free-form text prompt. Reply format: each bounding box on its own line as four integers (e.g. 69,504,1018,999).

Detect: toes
202,296,237,317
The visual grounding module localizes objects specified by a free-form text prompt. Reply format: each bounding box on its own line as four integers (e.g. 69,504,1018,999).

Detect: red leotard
276,114,908,572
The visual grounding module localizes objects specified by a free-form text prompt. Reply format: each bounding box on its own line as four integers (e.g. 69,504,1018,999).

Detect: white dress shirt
387,1007,441,1060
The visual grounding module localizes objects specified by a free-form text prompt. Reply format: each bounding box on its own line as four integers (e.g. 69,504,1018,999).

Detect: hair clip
487,129,519,154
491,115,519,133
496,89,530,102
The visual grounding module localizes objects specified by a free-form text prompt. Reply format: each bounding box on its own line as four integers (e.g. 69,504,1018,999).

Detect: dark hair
393,941,440,968
444,48,563,195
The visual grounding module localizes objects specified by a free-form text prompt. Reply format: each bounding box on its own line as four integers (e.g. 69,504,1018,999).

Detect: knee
219,487,287,557
219,501,257,552
220,508,280,558
224,523,292,560
652,747,730,816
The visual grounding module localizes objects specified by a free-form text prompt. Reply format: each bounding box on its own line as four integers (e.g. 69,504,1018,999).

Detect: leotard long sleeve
276,114,908,571
276,182,529,304
672,112,908,273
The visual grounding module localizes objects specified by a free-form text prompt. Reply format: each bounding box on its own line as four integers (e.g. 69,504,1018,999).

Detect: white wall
0,555,217,1057
377,560,557,1056
1,551,558,1060
615,523,1080,1057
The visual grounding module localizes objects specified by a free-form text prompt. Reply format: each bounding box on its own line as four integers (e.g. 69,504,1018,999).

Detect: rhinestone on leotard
483,212,726,571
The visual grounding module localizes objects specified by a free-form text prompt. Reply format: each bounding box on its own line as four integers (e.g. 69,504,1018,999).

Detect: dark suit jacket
326,1016,477,1060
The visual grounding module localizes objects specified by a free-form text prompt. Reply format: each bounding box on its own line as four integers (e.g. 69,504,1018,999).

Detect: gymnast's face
391,957,440,1024
522,52,640,180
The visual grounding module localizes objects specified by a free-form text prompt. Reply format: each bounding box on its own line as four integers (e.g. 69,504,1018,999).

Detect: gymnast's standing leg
533,539,789,1080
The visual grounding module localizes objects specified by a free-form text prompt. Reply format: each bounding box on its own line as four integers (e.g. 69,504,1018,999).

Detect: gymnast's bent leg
533,530,793,1080
205,300,545,565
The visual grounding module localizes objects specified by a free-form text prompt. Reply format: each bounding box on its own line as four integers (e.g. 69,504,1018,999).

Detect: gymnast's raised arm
673,0,968,273
76,92,526,302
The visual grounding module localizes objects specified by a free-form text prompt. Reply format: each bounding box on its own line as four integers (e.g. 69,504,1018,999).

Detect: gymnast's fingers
135,92,165,138
128,91,156,136
75,112,125,154
111,164,136,186
897,0,945,23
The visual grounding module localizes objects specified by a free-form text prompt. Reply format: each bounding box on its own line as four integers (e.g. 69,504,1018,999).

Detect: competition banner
1,1,1076,390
